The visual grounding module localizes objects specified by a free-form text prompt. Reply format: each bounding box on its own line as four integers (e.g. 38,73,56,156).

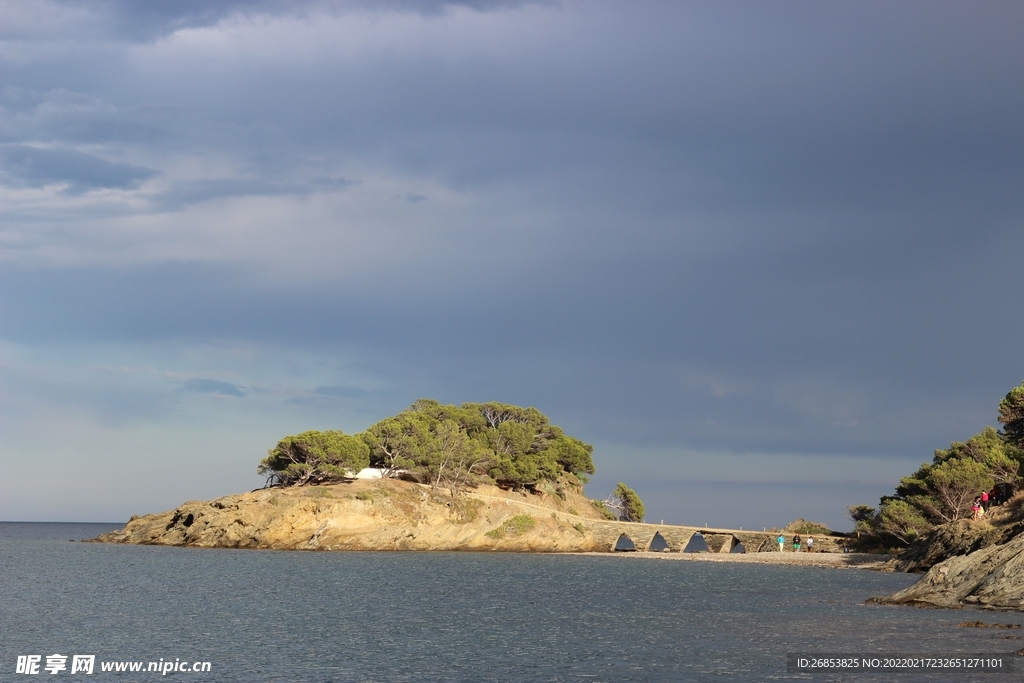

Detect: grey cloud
35,0,546,42
157,178,292,208
0,89,175,146
3,1,1023,526
179,378,245,396
0,145,157,192
313,385,370,398
2,237,1019,458
152,176,355,211
310,176,356,190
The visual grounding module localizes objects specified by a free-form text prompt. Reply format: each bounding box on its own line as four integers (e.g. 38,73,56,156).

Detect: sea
2,522,1021,682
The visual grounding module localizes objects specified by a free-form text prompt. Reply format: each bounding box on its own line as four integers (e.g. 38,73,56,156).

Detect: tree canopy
259,400,596,492
999,380,1024,449
363,399,596,490
258,430,370,487
851,382,1024,546
604,482,645,522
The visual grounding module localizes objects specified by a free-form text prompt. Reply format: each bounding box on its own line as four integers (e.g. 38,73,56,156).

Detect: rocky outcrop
92,478,805,553
95,480,609,552
886,519,1024,573
874,531,1024,610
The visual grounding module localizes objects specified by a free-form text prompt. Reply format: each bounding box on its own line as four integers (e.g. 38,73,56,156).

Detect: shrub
592,499,616,520
485,514,536,540
507,514,536,534
259,430,369,487
784,519,834,535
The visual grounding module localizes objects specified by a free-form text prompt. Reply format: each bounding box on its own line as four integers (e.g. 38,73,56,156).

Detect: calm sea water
2,522,1021,682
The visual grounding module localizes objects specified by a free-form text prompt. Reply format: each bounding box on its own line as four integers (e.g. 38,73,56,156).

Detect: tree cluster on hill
850,381,1024,547
257,430,369,487
603,482,646,522
258,400,597,495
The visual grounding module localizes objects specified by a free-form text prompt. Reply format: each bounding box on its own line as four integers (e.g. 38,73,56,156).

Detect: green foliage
999,381,1024,450
258,430,370,487
485,514,537,540
591,499,616,520
928,457,994,520
306,486,332,498
263,400,596,496
612,482,645,522
574,522,586,535
785,519,835,535
355,491,373,501
886,428,1013,525
848,505,875,524
934,427,1019,485
894,431,1006,524
362,400,595,491
507,514,536,534
877,499,931,545
852,383,1024,546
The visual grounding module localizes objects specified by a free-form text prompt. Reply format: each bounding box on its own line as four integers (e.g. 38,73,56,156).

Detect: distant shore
573,550,891,569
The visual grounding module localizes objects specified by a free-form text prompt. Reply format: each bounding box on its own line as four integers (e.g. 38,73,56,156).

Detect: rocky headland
874,497,1024,610
93,478,839,554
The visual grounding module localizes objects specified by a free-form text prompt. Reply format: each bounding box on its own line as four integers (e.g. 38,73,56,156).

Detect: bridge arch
613,533,636,552
682,531,710,552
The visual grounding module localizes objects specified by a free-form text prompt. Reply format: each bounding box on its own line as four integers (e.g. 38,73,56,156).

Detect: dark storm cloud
3,1,1023,526
3,212,1019,457
0,145,157,191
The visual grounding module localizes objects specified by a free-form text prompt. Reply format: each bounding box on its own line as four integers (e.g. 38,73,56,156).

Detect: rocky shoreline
870,503,1024,611
94,477,1024,609
871,531,1024,610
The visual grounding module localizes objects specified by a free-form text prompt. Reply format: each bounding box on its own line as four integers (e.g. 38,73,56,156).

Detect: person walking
806,536,814,553
793,534,802,552
981,490,990,512
777,534,785,552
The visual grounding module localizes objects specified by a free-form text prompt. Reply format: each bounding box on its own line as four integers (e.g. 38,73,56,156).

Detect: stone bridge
581,519,848,553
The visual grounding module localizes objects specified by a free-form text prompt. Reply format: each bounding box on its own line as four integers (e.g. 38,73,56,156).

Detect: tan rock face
92,479,791,554
879,532,1024,610
96,480,610,552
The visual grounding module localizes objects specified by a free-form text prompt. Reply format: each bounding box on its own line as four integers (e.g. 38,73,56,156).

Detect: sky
2,0,1022,530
